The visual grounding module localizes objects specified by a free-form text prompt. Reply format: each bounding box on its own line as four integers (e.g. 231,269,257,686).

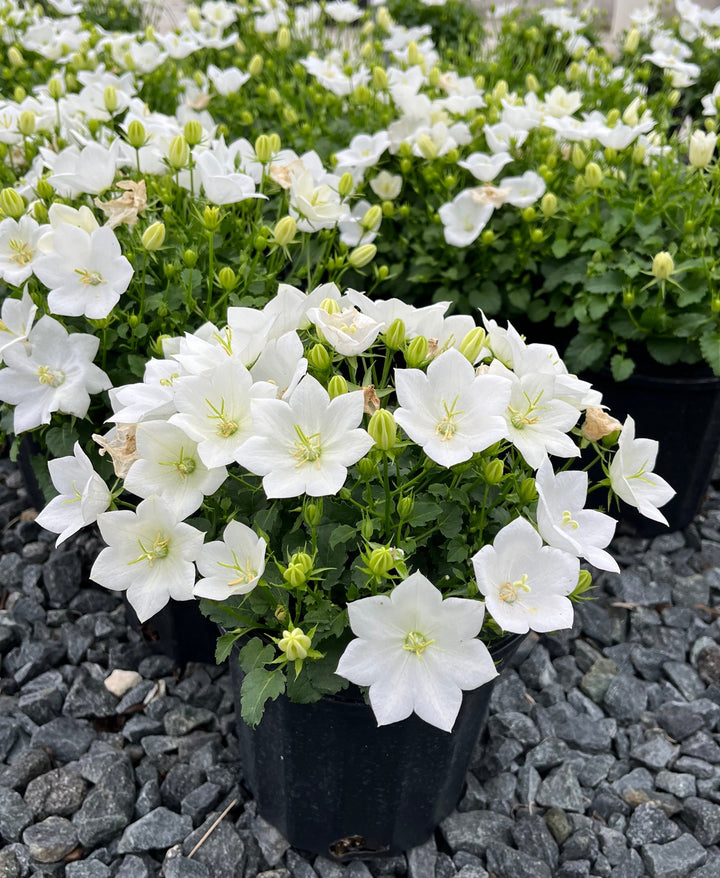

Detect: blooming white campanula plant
34,283,673,732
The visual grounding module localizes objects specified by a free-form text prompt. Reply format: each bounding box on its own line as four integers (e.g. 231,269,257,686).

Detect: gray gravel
1,454,720,877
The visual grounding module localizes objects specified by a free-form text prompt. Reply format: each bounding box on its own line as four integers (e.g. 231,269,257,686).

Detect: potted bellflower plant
34,281,674,857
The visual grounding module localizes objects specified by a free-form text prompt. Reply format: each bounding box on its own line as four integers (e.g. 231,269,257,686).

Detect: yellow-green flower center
436,394,464,442
403,630,434,656
37,365,65,387
75,268,105,286
130,532,171,567
498,573,531,603
8,238,33,265
562,510,579,530
292,424,322,466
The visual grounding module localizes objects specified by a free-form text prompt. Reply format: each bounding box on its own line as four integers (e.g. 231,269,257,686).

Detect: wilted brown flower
92,424,138,478
94,179,147,229
581,407,623,442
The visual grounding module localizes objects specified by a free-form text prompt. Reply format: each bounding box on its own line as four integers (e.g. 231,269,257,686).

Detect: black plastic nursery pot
588,368,720,535
124,598,218,667
231,633,525,859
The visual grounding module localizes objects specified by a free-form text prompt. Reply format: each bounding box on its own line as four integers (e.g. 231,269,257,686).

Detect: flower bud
397,495,415,521
203,205,221,231
407,41,421,66
405,335,428,368
484,458,504,484
141,221,165,251
416,133,437,160
17,110,35,136
102,85,118,114
360,518,374,540
566,61,581,81
372,66,388,90
277,26,290,49
492,80,508,101
337,172,354,198
283,563,307,588
383,317,406,351
304,498,323,526
308,343,331,372
348,243,377,269
249,54,263,77
328,375,348,398
218,266,236,291
584,161,603,188
521,206,536,222
168,135,189,169
481,229,495,245
357,457,375,480
540,192,557,218
368,546,394,577
254,134,271,163
361,204,382,231
377,6,391,29
183,119,203,147
624,27,639,54
36,178,53,200
13,86,25,102
571,144,586,170
622,288,635,307
458,326,486,363
518,477,537,503
530,228,543,243
0,188,25,218
652,251,674,280
272,215,296,247
525,73,539,93
183,249,198,268
126,119,146,149
668,90,680,108
8,46,23,68
278,627,311,661
368,409,397,451
632,143,646,164
712,295,720,313
573,176,586,195
48,77,63,100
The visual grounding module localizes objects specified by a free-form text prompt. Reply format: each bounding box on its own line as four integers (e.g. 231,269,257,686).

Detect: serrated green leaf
215,632,237,664
646,337,686,365
700,332,720,374
551,239,570,258
238,637,275,673
610,354,635,382
564,334,608,372
45,422,79,457
586,270,623,295
329,524,357,550
240,667,285,727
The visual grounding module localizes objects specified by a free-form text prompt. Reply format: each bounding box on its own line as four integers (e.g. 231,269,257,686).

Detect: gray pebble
23,816,78,863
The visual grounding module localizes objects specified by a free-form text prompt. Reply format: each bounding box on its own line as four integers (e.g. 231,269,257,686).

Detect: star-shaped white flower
535,459,619,573
336,572,498,732
609,415,675,524
472,517,579,634
91,495,204,623
394,348,511,467
36,442,110,545
194,520,266,600
237,375,374,498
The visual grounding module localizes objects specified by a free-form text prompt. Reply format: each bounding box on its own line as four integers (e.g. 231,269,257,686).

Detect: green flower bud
584,162,603,189
304,498,323,526
308,343,331,372
521,206,536,222
566,61,581,81
361,204,382,231
203,206,221,231
573,175,586,196
357,457,375,480
17,110,35,137
397,495,415,521
518,478,537,503
383,317,406,351
13,86,25,103
368,409,397,451
183,249,198,268
458,326,486,363
530,228,544,243
8,46,23,68
407,41,421,66
141,221,165,251
183,119,203,147
481,229,495,245
416,133,437,160
277,26,290,50
338,172,354,197
104,85,118,113
577,569,593,591
283,562,307,588
668,90,680,108
360,518,374,540
492,80,508,100
255,134,271,163
48,77,63,100
35,178,53,201
291,550,314,573
541,192,557,218
278,627,311,661
368,546,394,577
32,202,48,223
248,54,264,77
353,84,372,104
168,135,189,170
622,288,635,307
268,133,281,153
328,374,348,398
484,458,504,484
377,266,389,282
218,266,236,291
268,87,281,106
272,215,296,247
240,110,254,126
348,243,377,269
525,73,539,93
0,188,25,219
127,119,147,149
405,335,428,368
372,66,388,90
632,143,646,164
712,295,720,313
274,605,287,623
624,27,639,54
571,144,586,170
652,251,674,280
283,106,299,126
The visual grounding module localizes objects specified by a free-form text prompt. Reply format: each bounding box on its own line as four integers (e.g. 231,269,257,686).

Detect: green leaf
700,332,720,374
45,422,78,457
237,637,275,673
564,334,608,372
610,354,635,382
551,238,570,258
215,632,237,664
646,337,687,365
329,524,358,550
240,667,285,727
586,270,623,294
580,237,611,253
634,215,661,240
508,288,531,311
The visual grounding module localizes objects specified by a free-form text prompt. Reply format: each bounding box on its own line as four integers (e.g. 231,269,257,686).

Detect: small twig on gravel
188,798,239,858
